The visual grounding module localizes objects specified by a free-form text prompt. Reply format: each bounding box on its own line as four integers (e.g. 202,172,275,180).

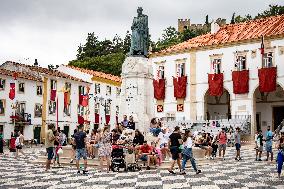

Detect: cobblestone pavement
0,146,283,189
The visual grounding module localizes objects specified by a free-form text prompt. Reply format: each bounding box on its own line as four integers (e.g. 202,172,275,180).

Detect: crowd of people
0,115,283,179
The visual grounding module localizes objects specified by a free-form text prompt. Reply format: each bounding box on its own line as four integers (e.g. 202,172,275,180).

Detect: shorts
46,147,54,160
257,146,263,152
265,145,272,153
76,148,87,160
160,143,167,148
10,148,16,152
140,154,148,161
16,145,22,150
235,143,241,150
170,146,181,160
219,144,227,151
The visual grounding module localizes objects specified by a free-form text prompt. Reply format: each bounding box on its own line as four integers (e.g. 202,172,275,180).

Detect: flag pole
56,95,58,130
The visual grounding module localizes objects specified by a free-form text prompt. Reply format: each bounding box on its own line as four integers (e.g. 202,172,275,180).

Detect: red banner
232,70,249,94
258,67,277,93
95,113,100,124
64,92,70,107
9,83,15,100
153,79,165,100
78,115,84,125
50,89,56,101
105,115,110,125
81,95,88,107
173,76,187,98
208,73,223,96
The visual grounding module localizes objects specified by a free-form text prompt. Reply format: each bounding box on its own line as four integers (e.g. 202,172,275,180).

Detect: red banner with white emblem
208,73,223,96
232,70,249,94
258,67,277,93
173,76,187,98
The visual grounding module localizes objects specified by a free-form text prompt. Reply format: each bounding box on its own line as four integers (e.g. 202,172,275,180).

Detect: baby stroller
110,145,127,172
124,146,141,172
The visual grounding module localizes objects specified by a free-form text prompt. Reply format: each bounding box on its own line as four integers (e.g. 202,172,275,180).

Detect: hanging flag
64,91,70,107
50,89,56,101
78,115,84,124
81,95,88,107
9,83,15,100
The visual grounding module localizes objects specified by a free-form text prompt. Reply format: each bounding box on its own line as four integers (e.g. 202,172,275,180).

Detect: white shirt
158,132,170,144
184,137,193,148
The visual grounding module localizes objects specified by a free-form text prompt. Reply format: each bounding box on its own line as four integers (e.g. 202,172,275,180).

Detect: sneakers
146,166,150,170
168,170,176,174
70,159,74,164
223,157,225,160
196,170,201,174
77,171,80,174
181,171,186,175
258,159,262,161
83,170,88,174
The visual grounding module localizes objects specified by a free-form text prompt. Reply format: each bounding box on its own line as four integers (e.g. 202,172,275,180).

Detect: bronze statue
129,7,149,57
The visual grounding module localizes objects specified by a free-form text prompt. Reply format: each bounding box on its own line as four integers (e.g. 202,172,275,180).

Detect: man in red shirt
218,128,228,160
138,141,153,170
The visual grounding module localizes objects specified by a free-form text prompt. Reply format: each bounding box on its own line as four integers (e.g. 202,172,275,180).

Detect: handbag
57,148,63,155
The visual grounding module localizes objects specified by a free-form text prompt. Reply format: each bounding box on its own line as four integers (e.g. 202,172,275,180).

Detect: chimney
34,59,38,66
211,20,220,34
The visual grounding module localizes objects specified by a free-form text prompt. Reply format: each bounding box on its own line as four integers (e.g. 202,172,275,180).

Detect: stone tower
178,19,191,33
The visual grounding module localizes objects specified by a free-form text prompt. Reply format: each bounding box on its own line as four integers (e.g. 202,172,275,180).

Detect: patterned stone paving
0,146,283,189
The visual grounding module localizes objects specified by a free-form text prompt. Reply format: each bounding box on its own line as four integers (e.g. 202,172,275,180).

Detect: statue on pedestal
129,7,149,57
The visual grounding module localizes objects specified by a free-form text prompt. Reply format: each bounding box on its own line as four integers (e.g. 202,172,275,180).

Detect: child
211,136,218,159
256,130,264,161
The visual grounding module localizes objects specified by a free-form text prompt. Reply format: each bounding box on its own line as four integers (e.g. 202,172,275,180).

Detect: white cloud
0,0,283,67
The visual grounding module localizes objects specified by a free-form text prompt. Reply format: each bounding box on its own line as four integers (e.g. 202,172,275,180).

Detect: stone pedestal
119,56,154,133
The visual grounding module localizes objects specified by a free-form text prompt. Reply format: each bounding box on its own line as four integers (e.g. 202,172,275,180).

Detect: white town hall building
150,15,284,135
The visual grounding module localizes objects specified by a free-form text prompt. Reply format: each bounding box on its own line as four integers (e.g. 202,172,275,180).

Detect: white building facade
0,68,42,140
1,61,90,141
150,15,284,134
57,65,121,130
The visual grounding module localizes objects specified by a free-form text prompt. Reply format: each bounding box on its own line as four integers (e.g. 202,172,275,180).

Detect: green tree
255,4,284,19
153,27,180,52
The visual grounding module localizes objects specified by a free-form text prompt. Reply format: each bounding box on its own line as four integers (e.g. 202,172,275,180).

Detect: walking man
45,124,55,171
74,124,88,174
15,131,25,158
234,127,241,161
265,126,273,161
218,128,227,160
168,126,182,174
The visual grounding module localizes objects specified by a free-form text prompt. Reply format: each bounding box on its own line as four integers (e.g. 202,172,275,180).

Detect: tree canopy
68,4,284,76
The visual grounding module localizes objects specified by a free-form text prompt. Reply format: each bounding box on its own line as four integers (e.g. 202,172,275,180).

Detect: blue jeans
182,147,197,171
277,150,284,174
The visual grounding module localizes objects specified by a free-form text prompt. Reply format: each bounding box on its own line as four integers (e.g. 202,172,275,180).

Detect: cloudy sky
0,0,283,67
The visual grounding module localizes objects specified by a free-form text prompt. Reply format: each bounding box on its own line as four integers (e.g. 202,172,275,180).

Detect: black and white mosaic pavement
0,146,283,189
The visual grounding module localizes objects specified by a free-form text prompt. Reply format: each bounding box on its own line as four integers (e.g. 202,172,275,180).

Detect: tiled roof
2,61,89,83
154,15,284,55
0,68,42,82
66,65,122,83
